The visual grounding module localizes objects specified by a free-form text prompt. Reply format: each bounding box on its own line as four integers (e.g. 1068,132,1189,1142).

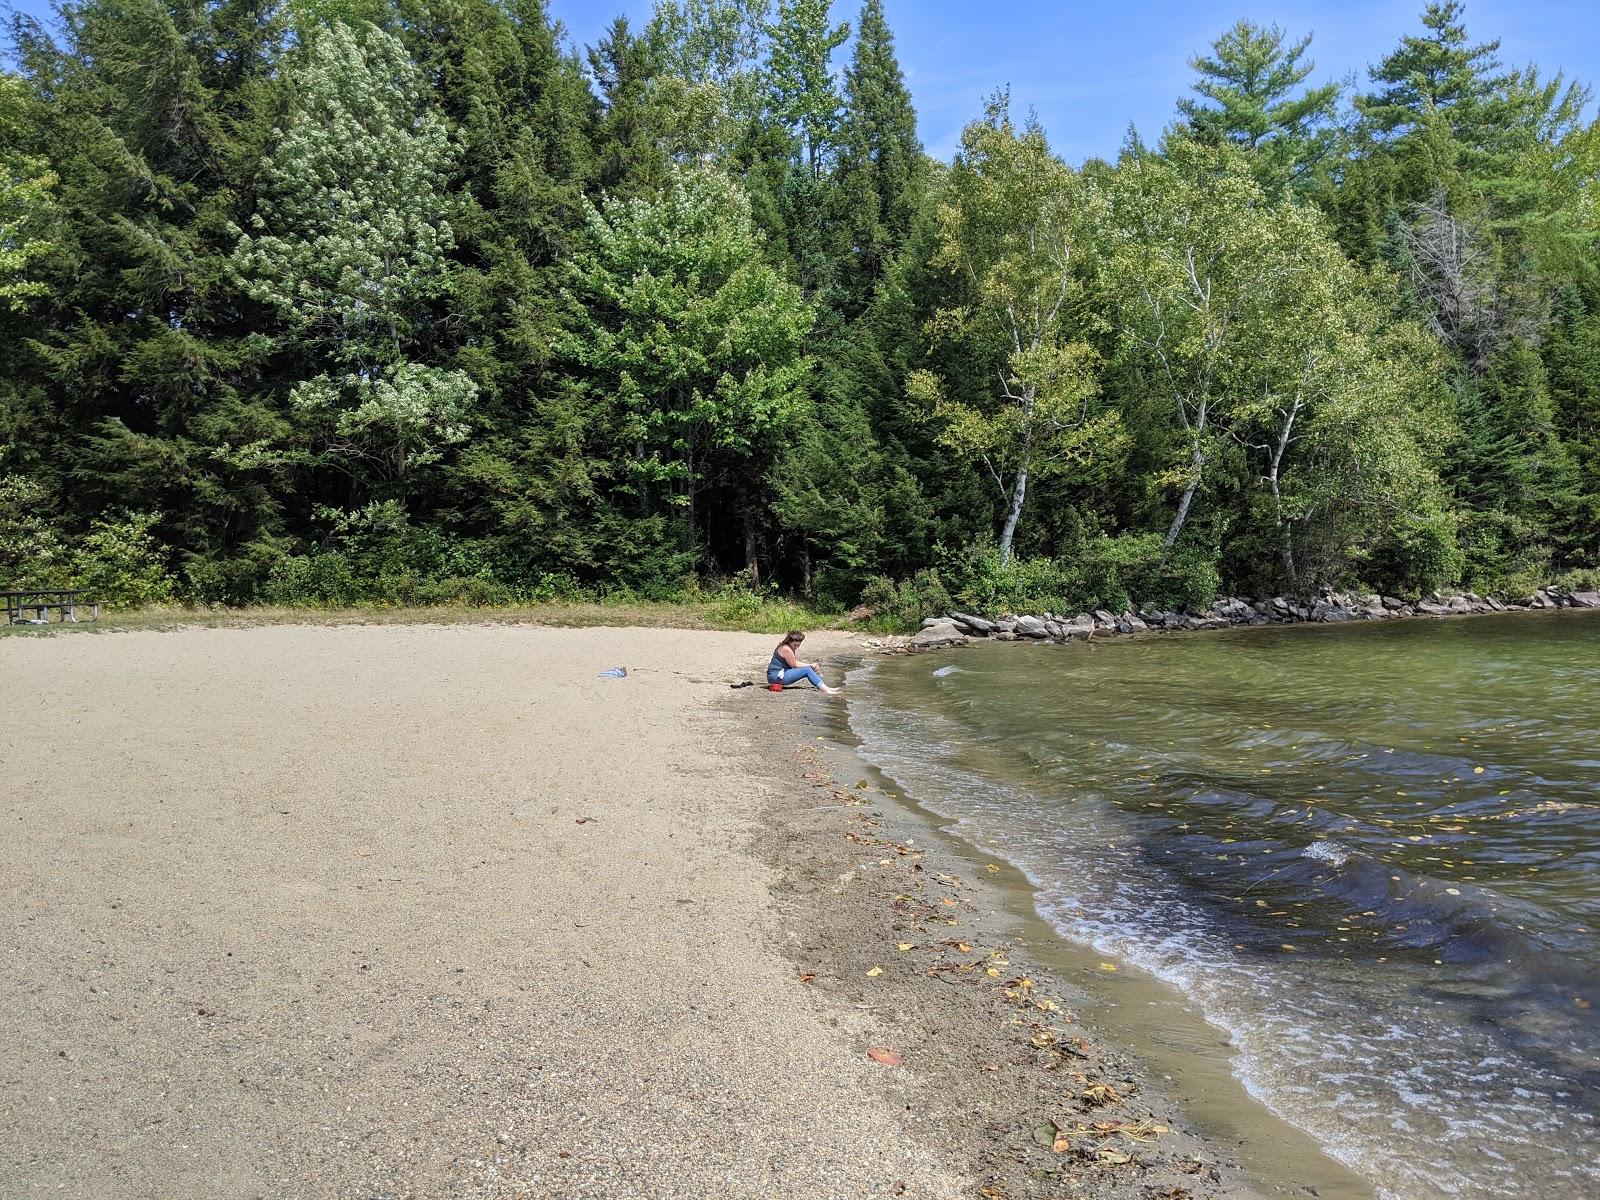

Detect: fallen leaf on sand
957,942,973,953
574,817,593,825
1096,1149,1133,1165
941,897,958,906
866,1046,902,1066
798,972,816,983
866,966,883,977
896,942,914,951
1097,963,1118,972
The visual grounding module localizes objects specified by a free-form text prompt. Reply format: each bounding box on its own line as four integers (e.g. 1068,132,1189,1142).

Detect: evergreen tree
2,0,290,598
231,21,476,498
1175,20,1341,192
1360,1,1504,144
834,0,920,312
563,166,814,580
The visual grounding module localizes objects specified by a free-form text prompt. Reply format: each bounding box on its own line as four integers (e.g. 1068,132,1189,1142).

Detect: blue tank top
768,646,788,681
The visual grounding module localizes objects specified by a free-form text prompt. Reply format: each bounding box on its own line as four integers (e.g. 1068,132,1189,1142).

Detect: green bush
932,533,1208,616
0,473,72,588
69,511,177,607
857,568,952,631
262,553,361,606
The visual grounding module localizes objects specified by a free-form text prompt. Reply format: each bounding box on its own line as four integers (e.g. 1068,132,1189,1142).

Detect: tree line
2,0,1597,614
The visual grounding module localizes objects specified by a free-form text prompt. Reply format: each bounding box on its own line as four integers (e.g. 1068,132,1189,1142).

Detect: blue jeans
770,666,824,688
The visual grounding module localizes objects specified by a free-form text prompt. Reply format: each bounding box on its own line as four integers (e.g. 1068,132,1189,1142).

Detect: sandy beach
2,622,1263,1199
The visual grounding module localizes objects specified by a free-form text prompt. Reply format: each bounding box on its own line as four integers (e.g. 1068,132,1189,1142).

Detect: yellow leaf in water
985,863,1001,873
865,966,883,977
1473,767,1485,774
1445,888,1461,895
1097,963,1118,972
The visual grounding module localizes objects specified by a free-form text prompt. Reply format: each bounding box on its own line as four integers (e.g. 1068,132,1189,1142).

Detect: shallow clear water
847,612,1600,1200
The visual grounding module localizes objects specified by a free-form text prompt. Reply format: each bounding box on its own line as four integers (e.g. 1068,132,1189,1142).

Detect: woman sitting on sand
768,631,841,694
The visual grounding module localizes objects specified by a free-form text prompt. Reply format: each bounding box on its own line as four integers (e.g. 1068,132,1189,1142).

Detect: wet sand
2,622,1326,1199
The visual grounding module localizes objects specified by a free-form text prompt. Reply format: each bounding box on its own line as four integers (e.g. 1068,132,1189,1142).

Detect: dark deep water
846,612,1600,1200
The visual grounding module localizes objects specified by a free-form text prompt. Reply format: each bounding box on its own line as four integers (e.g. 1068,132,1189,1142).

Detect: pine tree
231,20,476,497
1360,2,1504,149
1175,20,1341,193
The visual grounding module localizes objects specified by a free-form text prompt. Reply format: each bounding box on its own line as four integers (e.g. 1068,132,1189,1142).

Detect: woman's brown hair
783,630,805,646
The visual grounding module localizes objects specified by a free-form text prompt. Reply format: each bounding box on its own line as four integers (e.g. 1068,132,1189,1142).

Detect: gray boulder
1416,600,1453,616
1571,591,1600,609
949,611,996,634
912,621,969,650
1447,595,1473,613
1013,614,1051,639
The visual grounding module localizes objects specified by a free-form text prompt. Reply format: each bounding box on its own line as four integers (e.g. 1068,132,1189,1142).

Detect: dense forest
2,0,1598,616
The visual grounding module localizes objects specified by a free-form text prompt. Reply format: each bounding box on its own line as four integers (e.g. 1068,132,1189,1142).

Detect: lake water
846,612,1600,1200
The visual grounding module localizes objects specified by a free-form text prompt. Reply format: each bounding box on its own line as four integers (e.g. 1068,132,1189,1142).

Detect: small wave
1304,839,1352,867
931,664,963,678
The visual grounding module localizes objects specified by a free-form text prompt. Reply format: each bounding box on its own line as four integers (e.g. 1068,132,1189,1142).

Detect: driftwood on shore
868,586,1600,651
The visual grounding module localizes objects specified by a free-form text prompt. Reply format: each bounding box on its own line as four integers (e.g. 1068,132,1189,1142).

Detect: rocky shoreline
882,584,1600,651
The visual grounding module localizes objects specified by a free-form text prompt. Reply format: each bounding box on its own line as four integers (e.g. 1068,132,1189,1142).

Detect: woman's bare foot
819,684,842,695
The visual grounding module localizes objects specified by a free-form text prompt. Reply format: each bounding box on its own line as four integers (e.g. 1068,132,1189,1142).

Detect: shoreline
787,651,1381,1200
741,651,1371,1200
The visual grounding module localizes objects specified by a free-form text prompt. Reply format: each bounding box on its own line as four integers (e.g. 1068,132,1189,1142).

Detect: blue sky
546,0,1600,164
6,1,1596,164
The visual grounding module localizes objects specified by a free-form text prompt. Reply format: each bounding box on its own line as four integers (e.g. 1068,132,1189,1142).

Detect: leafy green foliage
3,0,1598,613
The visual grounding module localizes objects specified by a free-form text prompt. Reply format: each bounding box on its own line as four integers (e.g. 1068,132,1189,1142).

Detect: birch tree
907,97,1109,563
1102,138,1320,551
